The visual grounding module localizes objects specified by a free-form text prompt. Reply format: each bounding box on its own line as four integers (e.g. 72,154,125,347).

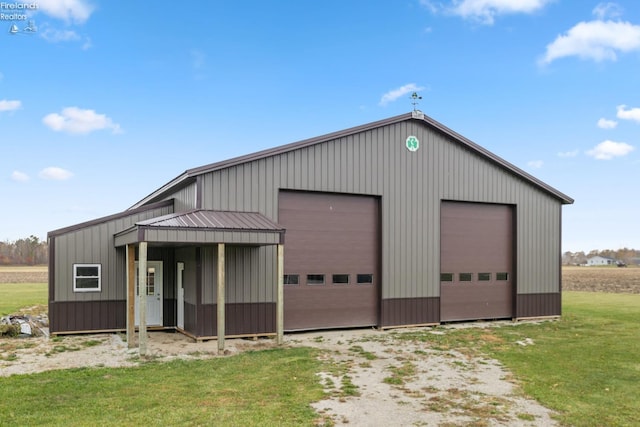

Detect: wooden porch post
138,242,148,356
217,243,225,353
276,244,284,345
126,244,135,349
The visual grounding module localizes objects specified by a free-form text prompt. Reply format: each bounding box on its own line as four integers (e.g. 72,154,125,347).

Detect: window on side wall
73,264,101,292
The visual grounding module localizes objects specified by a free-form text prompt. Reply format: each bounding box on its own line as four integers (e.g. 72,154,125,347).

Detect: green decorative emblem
406,135,419,152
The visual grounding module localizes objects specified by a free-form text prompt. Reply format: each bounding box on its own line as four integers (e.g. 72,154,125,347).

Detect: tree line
1,234,638,267
562,248,640,266
0,236,48,265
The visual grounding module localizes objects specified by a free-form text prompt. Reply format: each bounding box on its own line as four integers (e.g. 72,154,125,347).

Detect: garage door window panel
307,274,325,285
332,274,350,285
440,273,454,282
284,274,299,285
459,273,473,282
357,274,373,284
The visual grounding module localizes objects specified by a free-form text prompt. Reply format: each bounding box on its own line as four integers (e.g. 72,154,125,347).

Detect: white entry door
135,261,163,326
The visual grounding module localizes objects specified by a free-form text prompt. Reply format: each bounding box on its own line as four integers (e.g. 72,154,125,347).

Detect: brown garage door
440,201,514,322
279,190,379,331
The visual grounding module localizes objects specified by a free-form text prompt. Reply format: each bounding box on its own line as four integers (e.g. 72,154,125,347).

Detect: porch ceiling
114,210,285,247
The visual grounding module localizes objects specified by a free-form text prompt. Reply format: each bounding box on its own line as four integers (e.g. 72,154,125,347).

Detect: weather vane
410,92,422,112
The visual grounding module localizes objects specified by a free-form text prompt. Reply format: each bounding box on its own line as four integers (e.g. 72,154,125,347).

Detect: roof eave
417,112,574,205
128,173,195,210
128,111,573,208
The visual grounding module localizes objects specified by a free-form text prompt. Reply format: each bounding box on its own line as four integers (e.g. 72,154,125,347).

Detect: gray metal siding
201,245,274,305
53,205,173,302
197,120,561,301
161,182,197,212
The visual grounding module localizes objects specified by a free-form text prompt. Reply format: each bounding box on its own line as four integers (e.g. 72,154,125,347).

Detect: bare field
563,266,640,294
0,266,47,284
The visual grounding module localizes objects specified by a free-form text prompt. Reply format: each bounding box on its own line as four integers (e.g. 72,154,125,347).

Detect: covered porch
114,209,285,355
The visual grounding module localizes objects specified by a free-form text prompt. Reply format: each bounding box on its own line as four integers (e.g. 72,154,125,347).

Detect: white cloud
379,83,425,106
423,0,552,25
540,20,640,64
11,171,30,182
597,118,618,129
616,104,640,122
36,0,95,24
527,160,544,169
0,99,22,112
558,150,579,158
39,167,74,181
40,27,80,42
593,2,623,20
81,37,92,50
43,107,122,134
586,140,634,159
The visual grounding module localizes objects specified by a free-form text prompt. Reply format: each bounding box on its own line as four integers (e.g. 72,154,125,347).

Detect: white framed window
73,264,102,292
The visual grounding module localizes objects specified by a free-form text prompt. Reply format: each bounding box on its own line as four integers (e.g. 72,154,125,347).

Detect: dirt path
1,324,556,426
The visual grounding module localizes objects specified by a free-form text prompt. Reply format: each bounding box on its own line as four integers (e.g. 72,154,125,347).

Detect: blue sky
1,0,638,253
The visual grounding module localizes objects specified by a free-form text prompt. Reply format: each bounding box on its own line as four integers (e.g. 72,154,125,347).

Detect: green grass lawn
486,291,640,427
0,283,47,315
0,347,325,426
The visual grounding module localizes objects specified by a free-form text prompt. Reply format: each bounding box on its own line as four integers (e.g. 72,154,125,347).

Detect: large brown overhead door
440,202,514,322
279,191,379,331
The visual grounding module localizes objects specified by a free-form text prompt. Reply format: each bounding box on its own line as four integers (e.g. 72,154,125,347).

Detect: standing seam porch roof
114,210,285,247
136,210,284,231
129,111,574,209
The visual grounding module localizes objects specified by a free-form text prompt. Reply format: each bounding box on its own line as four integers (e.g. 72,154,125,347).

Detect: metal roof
113,210,285,247
136,210,284,231
129,112,574,208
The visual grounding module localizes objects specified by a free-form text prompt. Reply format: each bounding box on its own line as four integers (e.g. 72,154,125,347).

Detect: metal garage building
48,111,573,340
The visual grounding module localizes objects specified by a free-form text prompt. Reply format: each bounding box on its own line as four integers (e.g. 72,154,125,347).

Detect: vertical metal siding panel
326,141,334,191
203,246,214,304
221,169,230,210
241,248,250,304
348,135,355,192
249,247,258,302
164,183,197,211
265,157,274,218
314,145,322,189
257,159,266,213
283,152,291,188
312,144,319,189
365,132,372,193
225,247,235,303
245,163,253,211
412,125,421,298
360,133,367,192
322,142,329,190
231,166,240,211
398,123,408,298
338,137,346,192
294,149,302,188
384,125,393,299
